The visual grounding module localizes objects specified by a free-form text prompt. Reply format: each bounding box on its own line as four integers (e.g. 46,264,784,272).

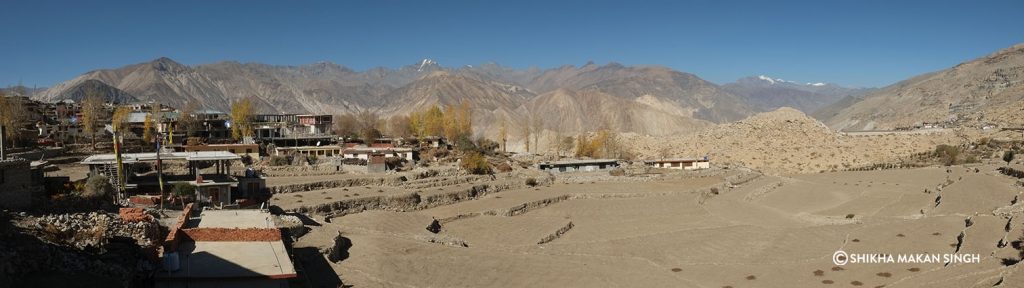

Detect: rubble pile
1,212,158,287
34,212,160,249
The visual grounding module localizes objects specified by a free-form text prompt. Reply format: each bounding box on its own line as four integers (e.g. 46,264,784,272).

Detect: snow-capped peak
757,75,776,84
808,82,826,86
417,58,437,71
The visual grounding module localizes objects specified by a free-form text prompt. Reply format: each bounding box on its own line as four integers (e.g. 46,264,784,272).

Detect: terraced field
281,165,1024,287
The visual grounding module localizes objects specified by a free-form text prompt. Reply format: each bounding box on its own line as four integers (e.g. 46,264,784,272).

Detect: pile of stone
1,211,157,286
34,212,159,249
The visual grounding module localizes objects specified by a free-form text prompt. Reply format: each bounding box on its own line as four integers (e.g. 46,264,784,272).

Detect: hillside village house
343,147,416,161
252,113,336,147
538,159,620,173
644,157,711,170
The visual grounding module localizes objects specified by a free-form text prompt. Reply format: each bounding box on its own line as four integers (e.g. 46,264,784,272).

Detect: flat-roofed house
644,157,710,170
538,159,620,173
157,208,298,288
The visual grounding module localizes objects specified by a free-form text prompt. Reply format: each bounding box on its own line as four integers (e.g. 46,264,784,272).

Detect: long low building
184,144,259,159
538,159,620,173
644,157,710,170
273,145,416,162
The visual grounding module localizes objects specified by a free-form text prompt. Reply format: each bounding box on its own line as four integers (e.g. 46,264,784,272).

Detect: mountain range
29,58,790,141
26,43,1024,149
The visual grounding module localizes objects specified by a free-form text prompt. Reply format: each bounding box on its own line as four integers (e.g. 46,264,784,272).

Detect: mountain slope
527,63,755,123
722,76,875,114
825,44,1024,130
521,88,712,136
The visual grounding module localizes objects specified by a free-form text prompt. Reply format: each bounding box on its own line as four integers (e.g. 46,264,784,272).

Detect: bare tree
530,110,543,154
177,101,199,138
498,117,508,153
81,90,106,150
0,92,26,148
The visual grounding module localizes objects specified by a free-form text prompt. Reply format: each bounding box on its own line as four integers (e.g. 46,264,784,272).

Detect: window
246,149,253,154
0,169,4,184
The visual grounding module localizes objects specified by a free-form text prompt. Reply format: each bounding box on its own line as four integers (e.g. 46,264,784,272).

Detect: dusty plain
268,163,1024,288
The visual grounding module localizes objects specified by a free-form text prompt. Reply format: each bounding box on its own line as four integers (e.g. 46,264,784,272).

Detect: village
0,91,719,287
4,2,1024,286
4,88,1024,288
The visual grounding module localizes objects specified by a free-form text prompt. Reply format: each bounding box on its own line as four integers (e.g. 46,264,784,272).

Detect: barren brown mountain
825,43,1024,130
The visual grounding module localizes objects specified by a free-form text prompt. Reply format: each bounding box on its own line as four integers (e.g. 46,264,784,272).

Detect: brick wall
181,228,282,242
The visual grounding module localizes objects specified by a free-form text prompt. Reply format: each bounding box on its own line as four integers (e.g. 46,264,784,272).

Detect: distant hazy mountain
721,75,876,115
34,58,759,145
824,43,1024,130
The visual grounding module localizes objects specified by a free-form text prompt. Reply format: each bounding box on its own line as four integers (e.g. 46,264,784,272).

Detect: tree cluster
574,129,626,159
407,102,473,142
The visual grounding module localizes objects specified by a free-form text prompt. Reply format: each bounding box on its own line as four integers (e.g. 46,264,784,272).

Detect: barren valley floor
272,165,1024,287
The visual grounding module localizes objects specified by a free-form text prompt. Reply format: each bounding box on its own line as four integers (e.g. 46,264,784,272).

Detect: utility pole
157,132,165,212
1,125,5,160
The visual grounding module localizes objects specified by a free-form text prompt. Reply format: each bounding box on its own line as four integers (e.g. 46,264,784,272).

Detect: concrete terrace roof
157,209,296,286
193,210,275,229
81,151,240,165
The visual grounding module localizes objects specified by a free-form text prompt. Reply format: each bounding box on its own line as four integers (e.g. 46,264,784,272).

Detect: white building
644,157,710,170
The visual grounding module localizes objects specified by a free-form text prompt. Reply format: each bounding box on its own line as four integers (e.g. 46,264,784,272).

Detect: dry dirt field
275,164,1024,287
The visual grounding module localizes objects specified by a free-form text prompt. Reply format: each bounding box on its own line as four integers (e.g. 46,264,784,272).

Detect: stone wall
0,159,35,210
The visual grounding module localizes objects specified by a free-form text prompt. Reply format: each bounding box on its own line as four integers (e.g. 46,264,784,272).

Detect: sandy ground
281,165,1024,287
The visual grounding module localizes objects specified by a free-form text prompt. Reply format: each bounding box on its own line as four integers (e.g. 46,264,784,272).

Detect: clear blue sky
1,0,1021,88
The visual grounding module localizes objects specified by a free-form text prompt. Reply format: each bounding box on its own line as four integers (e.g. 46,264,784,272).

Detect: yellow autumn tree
456,101,472,137
142,102,161,143
443,105,458,141
422,106,444,137
111,106,132,134
230,98,255,141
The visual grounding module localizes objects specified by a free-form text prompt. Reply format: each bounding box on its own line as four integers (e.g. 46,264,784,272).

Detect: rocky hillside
623,107,961,174
525,63,754,123
721,75,875,114
824,43,1024,130
34,58,764,152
